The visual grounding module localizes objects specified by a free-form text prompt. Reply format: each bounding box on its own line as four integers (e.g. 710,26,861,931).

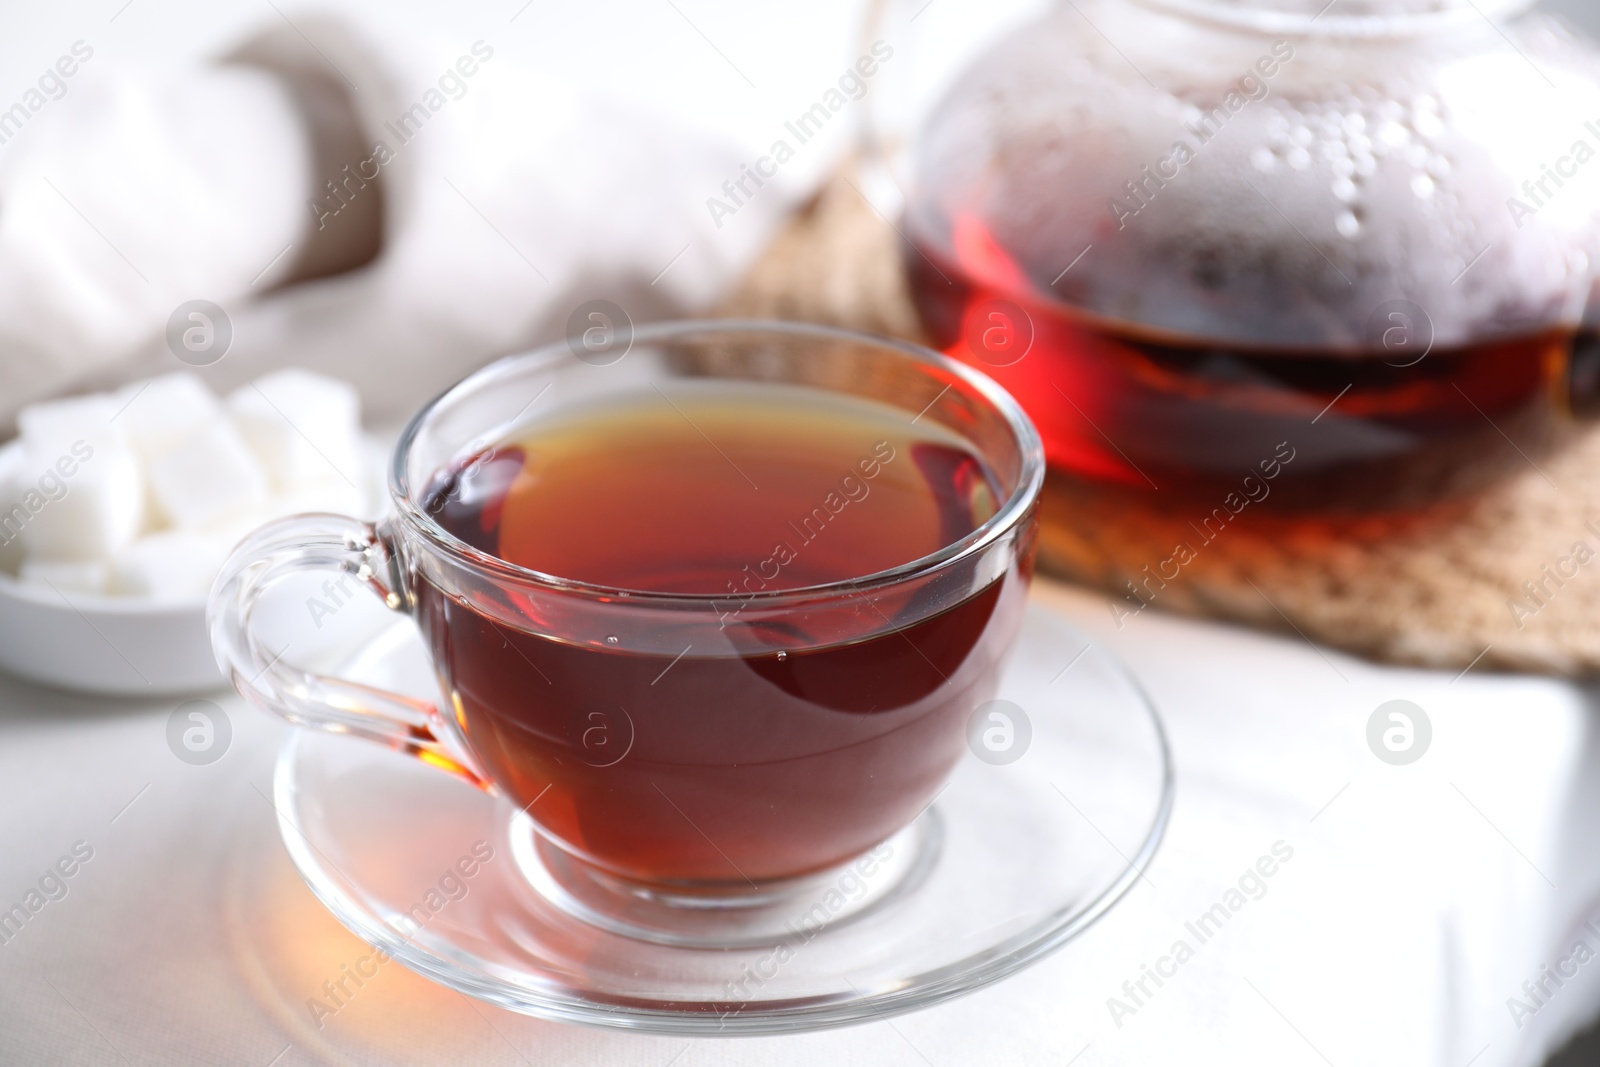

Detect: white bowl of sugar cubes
0,368,384,695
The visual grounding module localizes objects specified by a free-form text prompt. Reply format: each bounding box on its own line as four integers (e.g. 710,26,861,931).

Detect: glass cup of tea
209,320,1043,944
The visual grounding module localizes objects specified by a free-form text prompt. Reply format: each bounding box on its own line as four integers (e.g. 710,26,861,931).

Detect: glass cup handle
207,513,488,789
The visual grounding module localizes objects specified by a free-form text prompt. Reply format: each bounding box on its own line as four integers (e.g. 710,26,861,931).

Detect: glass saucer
273,601,1173,1035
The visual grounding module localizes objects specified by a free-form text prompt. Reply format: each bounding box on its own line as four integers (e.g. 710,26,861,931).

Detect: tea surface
423,383,1001,592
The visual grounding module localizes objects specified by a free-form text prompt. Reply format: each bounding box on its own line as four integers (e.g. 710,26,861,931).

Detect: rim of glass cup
389,319,1046,604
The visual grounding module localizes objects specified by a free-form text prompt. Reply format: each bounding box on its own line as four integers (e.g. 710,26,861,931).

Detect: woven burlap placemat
717,168,1600,677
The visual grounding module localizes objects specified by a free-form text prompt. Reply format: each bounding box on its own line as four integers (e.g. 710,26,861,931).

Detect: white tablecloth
1,580,1597,1066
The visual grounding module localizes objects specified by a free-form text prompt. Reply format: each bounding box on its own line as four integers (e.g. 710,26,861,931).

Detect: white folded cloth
0,11,830,427
0,65,310,417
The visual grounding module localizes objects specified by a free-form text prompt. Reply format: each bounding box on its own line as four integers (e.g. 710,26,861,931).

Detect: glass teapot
867,0,1600,510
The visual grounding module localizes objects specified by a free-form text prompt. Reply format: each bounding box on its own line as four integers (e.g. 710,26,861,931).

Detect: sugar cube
111,530,230,600
17,393,129,457
14,391,145,562
16,445,143,562
146,419,269,530
228,370,362,492
19,558,109,595
113,373,222,464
